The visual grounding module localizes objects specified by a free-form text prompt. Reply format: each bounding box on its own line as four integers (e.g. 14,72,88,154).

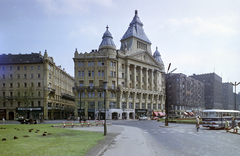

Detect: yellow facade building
73,11,165,120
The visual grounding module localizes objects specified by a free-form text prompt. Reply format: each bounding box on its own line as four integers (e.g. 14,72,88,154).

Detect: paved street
110,120,240,156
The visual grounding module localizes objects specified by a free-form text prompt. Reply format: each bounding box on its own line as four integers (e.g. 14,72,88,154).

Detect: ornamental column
145,68,148,90
126,64,130,87
133,65,136,89
150,69,154,91
139,66,142,89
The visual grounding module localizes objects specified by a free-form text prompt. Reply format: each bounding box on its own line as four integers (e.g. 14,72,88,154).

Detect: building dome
153,47,164,64
99,26,116,49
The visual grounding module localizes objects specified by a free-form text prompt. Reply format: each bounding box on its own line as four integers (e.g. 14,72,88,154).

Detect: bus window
209,112,214,117
203,112,208,117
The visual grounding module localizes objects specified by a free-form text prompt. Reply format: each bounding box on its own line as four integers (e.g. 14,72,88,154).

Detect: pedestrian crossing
142,128,226,134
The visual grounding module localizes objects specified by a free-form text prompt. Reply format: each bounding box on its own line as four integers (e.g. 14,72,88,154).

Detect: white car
139,116,148,121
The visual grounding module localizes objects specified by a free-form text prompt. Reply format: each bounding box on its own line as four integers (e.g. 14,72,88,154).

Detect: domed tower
99,26,116,50
153,47,164,65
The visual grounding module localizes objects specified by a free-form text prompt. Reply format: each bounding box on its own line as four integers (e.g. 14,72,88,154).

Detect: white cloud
36,0,115,16
166,16,239,36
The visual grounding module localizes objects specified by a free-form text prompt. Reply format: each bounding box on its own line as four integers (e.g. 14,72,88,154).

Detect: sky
0,0,240,91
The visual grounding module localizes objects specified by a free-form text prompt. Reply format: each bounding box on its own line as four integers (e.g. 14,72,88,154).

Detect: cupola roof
153,47,164,64
99,26,116,48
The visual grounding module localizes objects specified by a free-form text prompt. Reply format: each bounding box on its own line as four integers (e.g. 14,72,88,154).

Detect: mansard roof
0,53,43,65
121,10,151,44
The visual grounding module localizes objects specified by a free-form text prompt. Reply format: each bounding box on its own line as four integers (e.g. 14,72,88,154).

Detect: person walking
234,118,238,133
196,116,200,132
231,117,235,132
225,119,230,132
2,117,5,124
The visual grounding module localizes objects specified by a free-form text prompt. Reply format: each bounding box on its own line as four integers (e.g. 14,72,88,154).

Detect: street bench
95,120,104,126
81,121,91,127
63,121,74,128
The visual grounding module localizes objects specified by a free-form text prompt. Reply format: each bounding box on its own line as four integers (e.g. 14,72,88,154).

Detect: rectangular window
24,83,27,87
49,65,51,70
38,65,41,70
24,74,27,79
31,74,34,78
24,66,27,70
122,102,126,109
82,61,84,67
82,71,84,77
38,91,41,97
10,66,12,70
38,83,41,87
38,74,41,78
98,92,102,97
9,74,12,79
99,80,103,87
78,71,81,77
17,66,20,70
98,61,101,66
92,92,95,97
92,61,94,66
10,83,13,88
92,71,94,77
102,70,104,76
109,102,116,109
78,61,81,67
129,103,133,109
112,81,115,89
2,74,5,79
88,92,91,97
148,103,151,109
17,83,20,88
111,71,113,77
122,73,124,78
135,103,139,109
88,71,91,77
2,66,5,70
89,81,93,89
49,74,51,79
142,103,145,109
79,81,83,87
18,102,21,107
17,74,20,79
31,83,34,87
114,72,116,77
38,101,41,107
98,70,101,76
88,61,91,66
111,61,113,67
31,65,34,70
122,82,124,87
113,62,116,67
2,83,5,87
102,61,104,66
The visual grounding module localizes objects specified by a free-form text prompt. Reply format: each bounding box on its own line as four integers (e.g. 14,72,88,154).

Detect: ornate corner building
0,51,75,120
73,10,165,120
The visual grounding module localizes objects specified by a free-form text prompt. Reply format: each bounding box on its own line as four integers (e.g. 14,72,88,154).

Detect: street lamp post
103,81,108,136
230,81,240,110
165,63,177,126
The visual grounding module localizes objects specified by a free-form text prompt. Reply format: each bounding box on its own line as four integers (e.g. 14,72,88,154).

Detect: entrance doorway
122,112,127,119
112,112,118,120
9,112,14,120
129,112,134,119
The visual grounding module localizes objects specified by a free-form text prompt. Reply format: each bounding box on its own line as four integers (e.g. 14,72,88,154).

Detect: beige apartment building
0,51,75,120
73,10,165,120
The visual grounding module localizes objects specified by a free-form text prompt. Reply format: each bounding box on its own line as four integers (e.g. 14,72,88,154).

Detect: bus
202,109,240,129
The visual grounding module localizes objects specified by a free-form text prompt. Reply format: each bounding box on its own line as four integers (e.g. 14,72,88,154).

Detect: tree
15,86,36,118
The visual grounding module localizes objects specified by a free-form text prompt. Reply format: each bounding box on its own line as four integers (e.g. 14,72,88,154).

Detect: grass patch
0,124,104,156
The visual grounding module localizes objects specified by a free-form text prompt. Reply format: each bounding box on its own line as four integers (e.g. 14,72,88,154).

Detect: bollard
63,123,65,128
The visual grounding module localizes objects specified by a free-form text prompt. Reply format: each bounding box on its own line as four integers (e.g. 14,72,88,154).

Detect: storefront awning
159,112,165,116
153,112,159,116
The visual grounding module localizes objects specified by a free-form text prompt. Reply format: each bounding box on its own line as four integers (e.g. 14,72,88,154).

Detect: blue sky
1,0,240,91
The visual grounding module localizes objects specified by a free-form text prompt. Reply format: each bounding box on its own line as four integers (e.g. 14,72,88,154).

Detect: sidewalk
72,125,155,156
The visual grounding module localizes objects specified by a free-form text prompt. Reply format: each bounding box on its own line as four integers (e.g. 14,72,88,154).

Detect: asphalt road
110,120,240,156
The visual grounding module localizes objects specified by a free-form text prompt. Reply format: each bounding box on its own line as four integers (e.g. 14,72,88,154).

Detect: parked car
152,116,159,120
139,116,148,121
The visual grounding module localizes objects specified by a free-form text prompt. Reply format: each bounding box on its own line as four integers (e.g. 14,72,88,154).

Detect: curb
96,135,116,156
159,125,178,128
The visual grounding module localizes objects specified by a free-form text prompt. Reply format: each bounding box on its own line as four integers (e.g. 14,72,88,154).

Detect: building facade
166,73,204,117
0,51,75,120
190,73,223,109
222,83,234,110
73,10,165,120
